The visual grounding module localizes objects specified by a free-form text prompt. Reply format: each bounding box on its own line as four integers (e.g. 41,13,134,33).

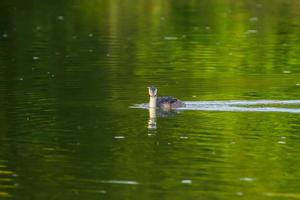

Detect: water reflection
147,107,182,129
147,107,157,130
1,0,300,199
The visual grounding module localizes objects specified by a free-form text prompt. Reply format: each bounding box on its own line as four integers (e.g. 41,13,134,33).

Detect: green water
1,0,300,199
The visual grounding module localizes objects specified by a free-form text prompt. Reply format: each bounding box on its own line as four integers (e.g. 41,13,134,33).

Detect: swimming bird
148,86,185,110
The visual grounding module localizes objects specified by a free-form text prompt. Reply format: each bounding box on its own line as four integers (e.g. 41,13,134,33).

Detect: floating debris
2,33,8,38
181,179,192,184
205,26,211,30
57,16,64,20
246,29,257,34
236,192,244,196
278,141,286,144
99,180,138,185
88,33,93,37
19,77,24,81
240,177,255,182
36,26,41,31
180,136,188,139
283,70,291,74
114,136,125,139
296,83,300,86
164,36,178,40
33,56,39,60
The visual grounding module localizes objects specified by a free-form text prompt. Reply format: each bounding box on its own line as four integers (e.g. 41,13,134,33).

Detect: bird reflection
148,107,157,129
147,108,179,130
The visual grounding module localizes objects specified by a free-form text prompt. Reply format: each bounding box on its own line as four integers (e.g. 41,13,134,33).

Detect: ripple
264,192,300,198
132,100,300,114
0,161,17,198
81,179,139,185
99,180,138,185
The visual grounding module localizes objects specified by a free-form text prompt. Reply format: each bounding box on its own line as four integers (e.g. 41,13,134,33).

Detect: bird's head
148,86,157,97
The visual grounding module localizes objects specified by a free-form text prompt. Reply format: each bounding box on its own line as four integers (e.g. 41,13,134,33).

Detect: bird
148,86,185,110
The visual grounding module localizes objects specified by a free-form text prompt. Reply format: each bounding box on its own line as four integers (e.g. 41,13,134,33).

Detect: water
1,0,300,199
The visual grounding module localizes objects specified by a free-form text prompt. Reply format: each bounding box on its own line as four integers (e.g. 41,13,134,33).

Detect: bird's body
148,86,185,110
156,96,185,110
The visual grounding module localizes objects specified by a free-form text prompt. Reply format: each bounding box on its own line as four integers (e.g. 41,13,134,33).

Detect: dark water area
0,0,300,199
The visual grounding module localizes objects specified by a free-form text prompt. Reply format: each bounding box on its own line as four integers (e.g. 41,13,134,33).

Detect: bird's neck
149,96,157,108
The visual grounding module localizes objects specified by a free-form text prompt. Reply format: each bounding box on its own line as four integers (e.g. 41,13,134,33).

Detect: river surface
1,0,300,199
